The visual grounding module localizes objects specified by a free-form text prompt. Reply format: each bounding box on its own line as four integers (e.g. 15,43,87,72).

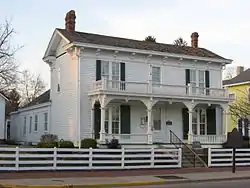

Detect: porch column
188,108,193,144
223,109,228,135
100,107,106,143
147,108,153,144
90,108,95,138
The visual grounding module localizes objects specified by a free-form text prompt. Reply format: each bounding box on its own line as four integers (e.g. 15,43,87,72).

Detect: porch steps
169,130,208,168
182,146,206,168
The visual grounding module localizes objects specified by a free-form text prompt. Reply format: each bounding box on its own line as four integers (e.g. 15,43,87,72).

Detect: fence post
178,148,182,168
15,147,19,171
53,147,57,170
208,148,211,167
121,148,125,169
89,148,93,169
151,148,154,168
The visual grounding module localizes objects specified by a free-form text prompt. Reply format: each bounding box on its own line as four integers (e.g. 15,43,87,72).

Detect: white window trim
247,87,250,102
228,92,236,100
151,65,162,86
192,108,207,135
106,106,121,134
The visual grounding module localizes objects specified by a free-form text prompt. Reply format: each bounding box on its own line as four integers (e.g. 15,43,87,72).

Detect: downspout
76,47,81,148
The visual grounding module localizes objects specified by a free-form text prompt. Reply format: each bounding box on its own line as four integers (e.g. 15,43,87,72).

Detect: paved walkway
1,168,250,187
1,167,250,179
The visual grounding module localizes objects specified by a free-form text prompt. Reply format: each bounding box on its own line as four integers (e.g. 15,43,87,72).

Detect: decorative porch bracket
90,95,112,144
141,98,158,144
183,100,196,144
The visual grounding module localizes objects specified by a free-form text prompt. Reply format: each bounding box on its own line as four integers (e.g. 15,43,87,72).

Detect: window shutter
120,62,125,90
182,108,189,139
185,69,190,85
96,60,101,81
207,108,216,135
205,70,210,88
120,105,130,134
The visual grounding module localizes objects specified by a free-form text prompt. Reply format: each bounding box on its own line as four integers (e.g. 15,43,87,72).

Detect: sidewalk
1,168,250,187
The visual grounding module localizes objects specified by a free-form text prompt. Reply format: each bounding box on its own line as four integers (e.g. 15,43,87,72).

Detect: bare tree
173,37,188,47
228,89,250,121
0,20,22,91
18,69,46,106
223,66,235,80
144,36,156,42
4,88,21,117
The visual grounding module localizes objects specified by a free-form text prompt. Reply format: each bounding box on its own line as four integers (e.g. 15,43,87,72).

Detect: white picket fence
208,148,250,167
0,147,182,171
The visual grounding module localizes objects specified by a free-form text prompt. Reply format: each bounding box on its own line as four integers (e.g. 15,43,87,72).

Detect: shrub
59,140,74,148
81,138,97,148
37,141,58,148
3,139,17,145
40,134,58,142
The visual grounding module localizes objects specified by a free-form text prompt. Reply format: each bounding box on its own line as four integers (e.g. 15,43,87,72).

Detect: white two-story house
11,10,233,148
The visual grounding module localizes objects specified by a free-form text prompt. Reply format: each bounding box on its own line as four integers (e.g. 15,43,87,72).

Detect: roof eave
70,41,232,64
223,81,250,87
43,29,71,61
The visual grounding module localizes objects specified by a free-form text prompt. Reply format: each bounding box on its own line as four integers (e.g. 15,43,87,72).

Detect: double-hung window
101,61,109,77
198,70,205,95
152,66,161,86
34,115,38,132
248,88,250,102
112,62,120,89
192,108,207,135
44,113,48,132
112,106,120,134
29,116,32,133
190,69,196,94
23,116,26,136
57,68,61,92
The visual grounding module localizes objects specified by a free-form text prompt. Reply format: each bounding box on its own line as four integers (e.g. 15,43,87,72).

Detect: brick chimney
236,66,244,75
191,32,199,48
65,10,76,32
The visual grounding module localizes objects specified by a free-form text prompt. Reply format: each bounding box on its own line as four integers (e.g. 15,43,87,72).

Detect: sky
0,0,249,87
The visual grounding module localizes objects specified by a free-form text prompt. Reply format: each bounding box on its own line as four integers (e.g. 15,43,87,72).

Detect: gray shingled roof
57,28,229,60
21,90,50,108
223,68,250,86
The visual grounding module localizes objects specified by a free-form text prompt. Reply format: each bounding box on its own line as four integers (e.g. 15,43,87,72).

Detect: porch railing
190,134,227,144
89,77,228,99
105,133,148,144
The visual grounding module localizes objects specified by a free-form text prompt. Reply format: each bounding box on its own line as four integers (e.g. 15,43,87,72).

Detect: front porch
90,96,228,147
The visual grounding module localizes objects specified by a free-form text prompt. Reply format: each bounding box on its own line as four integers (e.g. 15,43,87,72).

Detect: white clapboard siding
208,148,250,167
0,147,182,171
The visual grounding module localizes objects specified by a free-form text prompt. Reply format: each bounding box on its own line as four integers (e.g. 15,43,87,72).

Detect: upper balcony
88,76,230,101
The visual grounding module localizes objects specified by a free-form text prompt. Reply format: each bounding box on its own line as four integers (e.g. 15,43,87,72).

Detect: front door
152,107,165,143
94,103,101,139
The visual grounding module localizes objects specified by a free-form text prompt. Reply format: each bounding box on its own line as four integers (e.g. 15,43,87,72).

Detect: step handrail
170,130,208,167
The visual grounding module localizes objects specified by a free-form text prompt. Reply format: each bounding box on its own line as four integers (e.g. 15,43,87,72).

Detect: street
114,179,250,188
